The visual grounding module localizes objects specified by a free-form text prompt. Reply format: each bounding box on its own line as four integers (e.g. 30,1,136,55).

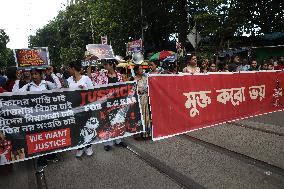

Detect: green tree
29,0,284,64
0,29,14,68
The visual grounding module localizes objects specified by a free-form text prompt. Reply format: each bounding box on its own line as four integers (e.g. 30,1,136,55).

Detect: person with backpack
12,67,61,172
12,68,61,92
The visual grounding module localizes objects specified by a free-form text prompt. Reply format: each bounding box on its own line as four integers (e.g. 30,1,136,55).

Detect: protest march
0,1,284,188
0,44,283,169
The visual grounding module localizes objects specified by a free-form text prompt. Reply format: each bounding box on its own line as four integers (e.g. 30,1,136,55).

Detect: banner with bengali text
0,82,143,165
148,71,284,140
14,47,50,69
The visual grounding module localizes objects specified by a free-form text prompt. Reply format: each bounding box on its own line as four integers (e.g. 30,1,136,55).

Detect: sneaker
84,147,93,156
104,145,112,151
76,149,84,157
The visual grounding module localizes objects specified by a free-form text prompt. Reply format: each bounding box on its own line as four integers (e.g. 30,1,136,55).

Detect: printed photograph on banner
14,47,50,69
0,82,143,165
86,44,115,59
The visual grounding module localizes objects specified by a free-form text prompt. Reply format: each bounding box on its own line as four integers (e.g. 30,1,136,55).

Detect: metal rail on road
125,143,206,189
228,122,284,137
180,134,284,177
34,159,48,189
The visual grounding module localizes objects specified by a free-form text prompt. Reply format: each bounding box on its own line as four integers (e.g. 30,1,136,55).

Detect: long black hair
69,60,82,72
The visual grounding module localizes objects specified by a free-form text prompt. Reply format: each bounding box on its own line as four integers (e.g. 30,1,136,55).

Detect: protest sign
86,44,115,59
0,82,143,165
126,40,143,55
14,47,50,70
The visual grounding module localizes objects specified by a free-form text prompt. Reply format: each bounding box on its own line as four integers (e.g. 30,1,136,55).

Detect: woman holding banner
67,60,94,157
90,59,127,151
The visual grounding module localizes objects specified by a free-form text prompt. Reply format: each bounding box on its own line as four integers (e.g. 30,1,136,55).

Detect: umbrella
150,50,175,61
116,63,128,68
163,54,177,62
116,61,135,68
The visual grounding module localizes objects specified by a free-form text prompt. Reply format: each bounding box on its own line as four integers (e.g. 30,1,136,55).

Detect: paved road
1,111,284,189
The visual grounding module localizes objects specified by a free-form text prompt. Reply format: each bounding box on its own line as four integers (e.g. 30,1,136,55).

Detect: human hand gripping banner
0,82,143,165
148,71,284,140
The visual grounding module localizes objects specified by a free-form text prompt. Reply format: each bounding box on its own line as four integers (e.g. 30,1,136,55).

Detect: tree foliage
28,0,284,66
0,29,15,68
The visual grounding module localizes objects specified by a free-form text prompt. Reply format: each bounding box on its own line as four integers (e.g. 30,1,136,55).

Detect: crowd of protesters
0,53,283,171
182,55,284,74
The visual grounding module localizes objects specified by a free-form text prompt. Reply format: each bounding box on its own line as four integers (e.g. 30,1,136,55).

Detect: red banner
148,71,284,140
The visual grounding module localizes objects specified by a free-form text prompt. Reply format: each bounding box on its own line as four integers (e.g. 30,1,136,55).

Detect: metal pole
141,0,144,53
90,18,95,44
195,20,197,55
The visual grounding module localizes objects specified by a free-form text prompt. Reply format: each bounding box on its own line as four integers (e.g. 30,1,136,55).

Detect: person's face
262,63,268,70
201,60,208,68
16,70,22,79
149,62,157,71
23,70,31,79
44,66,53,75
103,63,112,71
234,56,240,64
189,56,197,66
210,64,217,72
137,66,144,75
31,70,42,81
251,61,257,68
67,66,74,76
268,64,274,70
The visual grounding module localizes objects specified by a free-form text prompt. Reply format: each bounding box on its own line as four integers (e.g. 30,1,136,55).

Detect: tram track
228,121,284,137
179,134,284,177
34,118,284,189
125,143,206,189
34,159,48,189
